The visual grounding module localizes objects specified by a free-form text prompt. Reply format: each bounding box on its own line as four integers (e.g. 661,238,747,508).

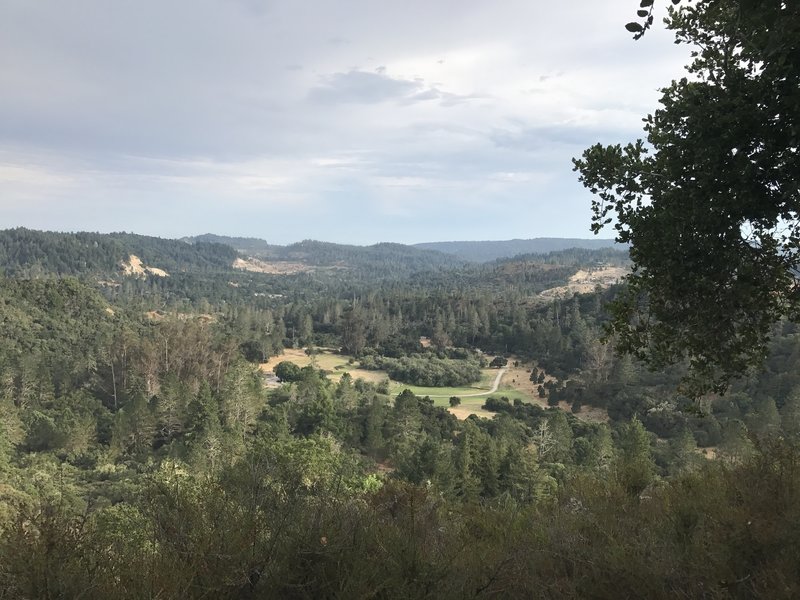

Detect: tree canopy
574,0,800,394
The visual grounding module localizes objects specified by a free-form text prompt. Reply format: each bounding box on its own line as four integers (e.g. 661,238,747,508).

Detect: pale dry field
259,349,386,383
448,405,495,420
259,350,609,422
503,362,609,423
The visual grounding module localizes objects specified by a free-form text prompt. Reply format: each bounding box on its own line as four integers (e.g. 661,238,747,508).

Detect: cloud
308,67,480,107
309,69,423,104
490,123,613,152
0,0,691,244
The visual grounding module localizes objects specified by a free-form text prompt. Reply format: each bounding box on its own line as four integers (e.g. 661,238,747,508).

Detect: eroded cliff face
121,254,169,278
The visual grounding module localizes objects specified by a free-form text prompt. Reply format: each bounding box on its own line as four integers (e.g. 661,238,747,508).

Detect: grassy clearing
260,350,556,420
488,389,536,403
263,350,498,396
435,388,537,420
388,369,496,398
260,349,387,384
448,405,496,419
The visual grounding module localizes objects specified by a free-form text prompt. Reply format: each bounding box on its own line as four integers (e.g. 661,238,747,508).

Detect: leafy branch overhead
575,0,800,394
625,0,684,39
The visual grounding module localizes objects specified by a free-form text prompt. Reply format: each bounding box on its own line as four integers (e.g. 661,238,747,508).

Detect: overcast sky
0,0,689,245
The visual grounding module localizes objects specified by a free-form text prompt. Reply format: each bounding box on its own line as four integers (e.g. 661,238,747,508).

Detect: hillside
0,228,238,277
186,234,465,276
182,233,274,256
414,237,621,263
2,228,800,599
0,229,634,302
0,230,633,297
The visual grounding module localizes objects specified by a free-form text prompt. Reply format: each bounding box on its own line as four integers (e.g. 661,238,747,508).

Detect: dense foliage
1,225,799,595
4,437,800,599
574,0,800,394
2,1,798,593
360,354,483,387
0,228,238,276
188,234,467,278
413,237,619,263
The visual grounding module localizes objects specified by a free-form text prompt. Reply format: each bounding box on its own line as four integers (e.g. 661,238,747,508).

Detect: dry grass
258,350,608,423
448,405,495,420
503,361,609,423
260,348,314,371
259,349,387,383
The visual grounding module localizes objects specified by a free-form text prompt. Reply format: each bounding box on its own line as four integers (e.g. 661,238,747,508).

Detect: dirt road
427,367,507,398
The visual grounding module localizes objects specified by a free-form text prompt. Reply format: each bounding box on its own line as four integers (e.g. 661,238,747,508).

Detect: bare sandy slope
539,266,627,299
233,257,313,275
121,255,169,277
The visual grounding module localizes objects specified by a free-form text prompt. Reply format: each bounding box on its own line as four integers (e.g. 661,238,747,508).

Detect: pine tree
614,417,655,497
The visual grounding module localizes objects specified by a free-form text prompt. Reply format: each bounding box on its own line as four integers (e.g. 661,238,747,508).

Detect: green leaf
625,22,644,33
639,0,654,6
637,9,649,17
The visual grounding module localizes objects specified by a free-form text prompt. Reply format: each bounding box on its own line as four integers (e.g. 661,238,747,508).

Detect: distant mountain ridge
0,228,238,277
413,238,621,263
0,229,465,281
184,234,465,274
0,229,623,281
182,234,273,256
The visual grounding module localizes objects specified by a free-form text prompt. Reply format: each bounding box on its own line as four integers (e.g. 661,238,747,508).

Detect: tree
489,356,508,369
298,313,314,346
501,443,556,503
430,314,451,351
546,410,574,464
111,386,155,457
454,420,482,501
574,0,800,394
274,361,302,383
614,417,656,496
152,373,189,446
746,396,781,439
220,360,263,436
340,305,367,356
449,396,461,408
781,385,800,439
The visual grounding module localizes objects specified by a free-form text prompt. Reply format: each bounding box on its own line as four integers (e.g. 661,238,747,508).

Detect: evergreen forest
1,225,800,598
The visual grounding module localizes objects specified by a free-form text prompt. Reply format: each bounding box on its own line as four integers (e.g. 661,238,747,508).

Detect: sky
0,0,690,245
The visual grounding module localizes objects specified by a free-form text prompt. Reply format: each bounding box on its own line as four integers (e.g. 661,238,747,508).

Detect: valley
0,227,797,598
3,0,796,594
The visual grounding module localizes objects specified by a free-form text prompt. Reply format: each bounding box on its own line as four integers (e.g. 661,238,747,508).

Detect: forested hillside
0,228,238,277
187,234,465,276
414,237,620,262
3,0,797,595
1,224,800,597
